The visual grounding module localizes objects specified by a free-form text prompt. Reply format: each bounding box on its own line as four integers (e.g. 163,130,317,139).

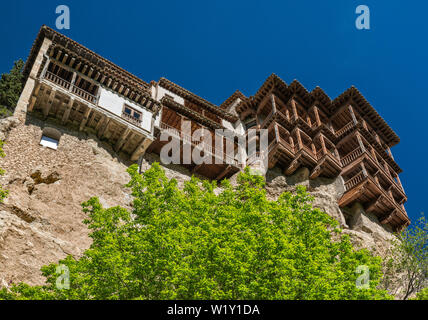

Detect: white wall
98,87,153,132
155,85,185,105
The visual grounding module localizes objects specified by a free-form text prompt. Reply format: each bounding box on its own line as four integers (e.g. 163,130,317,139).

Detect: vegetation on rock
381,213,427,299
0,163,393,300
0,59,24,119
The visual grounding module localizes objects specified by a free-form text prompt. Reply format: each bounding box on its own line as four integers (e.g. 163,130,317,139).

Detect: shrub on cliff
381,213,427,299
0,59,24,118
0,163,392,300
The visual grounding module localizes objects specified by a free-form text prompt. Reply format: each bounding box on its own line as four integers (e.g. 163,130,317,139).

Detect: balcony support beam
79,107,92,131
43,89,57,118
61,98,74,124
310,163,323,179
348,105,358,125
360,161,368,177
98,117,111,139
366,195,385,213
284,155,301,175
28,82,41,112
274,123,279,142
215,165,232,181
131,137,152,161
356,132,366,153
115,127,131,152
320,135,327,154
291,98,298,121
314,106,321,127
270,94,277,114
380,209,396,225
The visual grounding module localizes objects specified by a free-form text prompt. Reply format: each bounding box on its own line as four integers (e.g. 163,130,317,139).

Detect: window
164,94,175,101
122,104,142,125
40,127,62,150
40,135,59,150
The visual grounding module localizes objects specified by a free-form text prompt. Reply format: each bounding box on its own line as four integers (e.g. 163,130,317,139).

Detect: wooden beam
296,129,303,149
131,137,152,161
270,94,277,114
366,195,384,213
79,107,92,131
360,161,368,177
192,163,203,174
61,53,68,64
114,127,131,152
43,89,57,118
314,106,321,127
356,132,366,153
56,49,62,61
320,135,327,154
291,98,298,121
284,155,301,175
95,115,106,132
380,209,396,225
310,163,323,179
97,117,111,139
274,123,279,142
28,82,41,112
62,98,74,124
215,165,232,180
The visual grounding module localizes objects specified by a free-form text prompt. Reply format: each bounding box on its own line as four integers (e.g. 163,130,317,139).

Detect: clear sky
0,0,426,224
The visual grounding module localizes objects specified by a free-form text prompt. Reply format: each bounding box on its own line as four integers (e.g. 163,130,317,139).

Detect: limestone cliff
0,115,397,288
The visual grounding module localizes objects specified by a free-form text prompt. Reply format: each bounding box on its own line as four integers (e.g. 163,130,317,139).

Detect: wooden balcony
43,71,98,104
340,171,409,230
340,146,405,198
159,122,239,166
122,111,142,126
335,121,356,138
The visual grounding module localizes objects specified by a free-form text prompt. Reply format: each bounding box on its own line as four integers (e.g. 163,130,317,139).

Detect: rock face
264,167,396,257
0,115,397,288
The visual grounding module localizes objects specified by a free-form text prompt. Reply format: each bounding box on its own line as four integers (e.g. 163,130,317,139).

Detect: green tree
0,59,24,118
0,163,392,300
0,140,8,202
412,287,428,300
381,213,427,299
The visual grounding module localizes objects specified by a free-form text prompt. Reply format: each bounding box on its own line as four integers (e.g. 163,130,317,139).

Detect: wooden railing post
360,161,368,177
356,132,366,153
348,105,358,125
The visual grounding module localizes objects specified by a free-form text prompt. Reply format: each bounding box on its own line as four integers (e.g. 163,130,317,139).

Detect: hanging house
17,26,410,231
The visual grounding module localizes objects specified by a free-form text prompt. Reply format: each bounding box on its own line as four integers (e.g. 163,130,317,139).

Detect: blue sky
0,1,426,224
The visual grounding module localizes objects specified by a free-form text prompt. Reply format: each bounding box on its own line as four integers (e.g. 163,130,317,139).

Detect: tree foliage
381,213,427,299
0,163,392,300
0,140,8,202
0,59,24,118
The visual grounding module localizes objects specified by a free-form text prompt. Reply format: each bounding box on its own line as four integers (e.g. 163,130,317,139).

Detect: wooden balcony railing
344,171,366,191
71,85,97,104
298,144,316,159
159,122,238,166
43,71,98,105
45,71,71,90
340,147,363,167
122,112,142,126
335,121,356,137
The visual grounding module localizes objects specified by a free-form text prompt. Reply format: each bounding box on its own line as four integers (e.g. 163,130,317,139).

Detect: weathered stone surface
264,166,396,257
0,115,197,286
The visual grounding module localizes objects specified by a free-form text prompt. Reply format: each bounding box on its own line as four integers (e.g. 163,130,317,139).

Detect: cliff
0,115,396,288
